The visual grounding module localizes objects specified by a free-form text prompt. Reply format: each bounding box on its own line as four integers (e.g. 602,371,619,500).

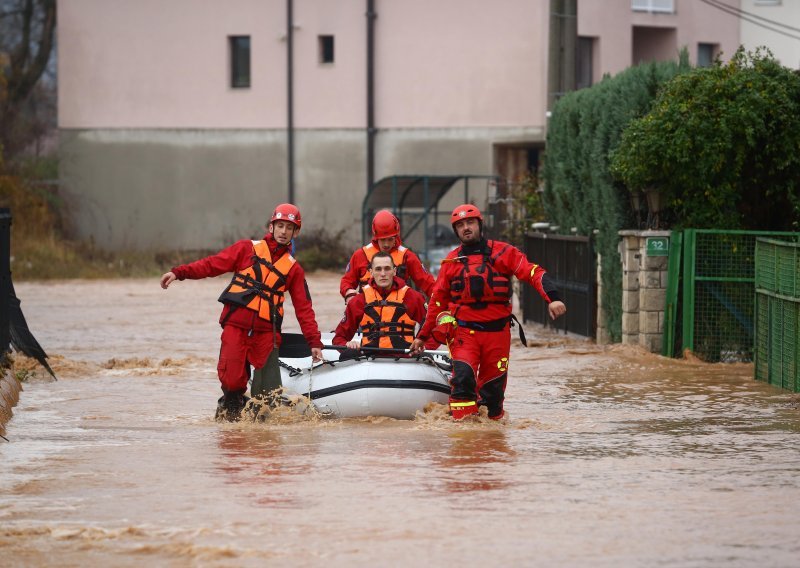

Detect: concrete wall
60,125,540,250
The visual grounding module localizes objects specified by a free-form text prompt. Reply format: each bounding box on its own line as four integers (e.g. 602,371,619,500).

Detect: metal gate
755,237,800,392
662,229,800,362
522,232,596,337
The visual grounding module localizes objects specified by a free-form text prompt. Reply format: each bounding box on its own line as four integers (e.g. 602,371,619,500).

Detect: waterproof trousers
217,325,279,394
448,324,510,419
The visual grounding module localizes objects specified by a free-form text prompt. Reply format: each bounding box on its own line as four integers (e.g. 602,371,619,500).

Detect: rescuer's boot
449,399,479,421
215,392,250,422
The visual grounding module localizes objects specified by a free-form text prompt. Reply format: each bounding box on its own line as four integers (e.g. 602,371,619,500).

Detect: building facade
58,0,738,251
739,0,800,69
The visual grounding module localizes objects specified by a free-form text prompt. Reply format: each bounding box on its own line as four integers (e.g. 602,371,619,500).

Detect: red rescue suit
333,277,437,350
171,233,323,395
416,238,560,419
340,241,435,300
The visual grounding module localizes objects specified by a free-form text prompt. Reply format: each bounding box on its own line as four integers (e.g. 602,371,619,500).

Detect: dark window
319,35,334,64
577,37,595,90
230,36,251,88
697,43,717,68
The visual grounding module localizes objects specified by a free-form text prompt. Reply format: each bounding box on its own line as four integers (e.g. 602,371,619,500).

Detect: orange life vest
358,284,417,349
358,243,408,288
218,240,296,328
448,240,513,309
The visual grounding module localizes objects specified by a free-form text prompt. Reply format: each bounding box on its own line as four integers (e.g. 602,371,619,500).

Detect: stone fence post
619,230,671,352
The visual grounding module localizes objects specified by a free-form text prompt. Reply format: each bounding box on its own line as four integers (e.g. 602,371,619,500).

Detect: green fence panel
755,238,800,392
662,230,682,357
680,230,799,363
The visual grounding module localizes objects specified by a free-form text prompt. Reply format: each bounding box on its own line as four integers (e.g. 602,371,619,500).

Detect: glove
430,312,457,345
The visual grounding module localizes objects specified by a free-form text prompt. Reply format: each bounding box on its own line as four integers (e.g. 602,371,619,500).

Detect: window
577,37,595,90
632,0,675,13
229,36,251,88
318,35,334,64
697,43,717,67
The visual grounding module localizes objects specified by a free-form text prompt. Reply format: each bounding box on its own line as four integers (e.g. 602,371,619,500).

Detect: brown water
3,274,800,566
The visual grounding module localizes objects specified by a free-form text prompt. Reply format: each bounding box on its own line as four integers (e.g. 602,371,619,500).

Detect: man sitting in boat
340,210,435,304
333,252,437,356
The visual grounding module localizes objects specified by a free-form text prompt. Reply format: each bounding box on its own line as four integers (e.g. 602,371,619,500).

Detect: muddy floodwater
3,272,800,566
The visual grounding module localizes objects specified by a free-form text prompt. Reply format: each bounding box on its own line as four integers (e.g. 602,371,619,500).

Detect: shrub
610,47,800,230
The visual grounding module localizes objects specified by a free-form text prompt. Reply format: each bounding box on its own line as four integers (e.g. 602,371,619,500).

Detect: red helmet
270,203,301,228
372,210,400,239
451,204,483,227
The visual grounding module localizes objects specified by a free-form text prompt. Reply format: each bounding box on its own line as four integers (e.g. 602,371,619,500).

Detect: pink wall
60,1,738,130
578,0,740,79
374,0,549,128
59,0,550,130
59,0,286,129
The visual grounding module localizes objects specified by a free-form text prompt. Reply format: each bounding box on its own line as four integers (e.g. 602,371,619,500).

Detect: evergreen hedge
543,55,690,341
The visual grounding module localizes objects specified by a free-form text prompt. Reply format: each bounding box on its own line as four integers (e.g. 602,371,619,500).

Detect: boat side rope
307,361,315,406
279,359,303,377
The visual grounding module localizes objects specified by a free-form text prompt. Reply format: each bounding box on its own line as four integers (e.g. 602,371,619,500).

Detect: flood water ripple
2,276,799,566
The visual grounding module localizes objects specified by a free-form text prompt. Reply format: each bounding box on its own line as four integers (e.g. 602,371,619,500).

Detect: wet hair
370,251,396,268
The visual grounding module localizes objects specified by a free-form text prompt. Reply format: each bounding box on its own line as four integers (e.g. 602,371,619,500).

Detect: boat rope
307,361,314,404
279,360,303,377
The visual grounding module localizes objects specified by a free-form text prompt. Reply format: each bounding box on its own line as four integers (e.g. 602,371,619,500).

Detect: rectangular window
697,43,717,67
576,37,595,90
632,0,675,13
229,35,251,88
318,35,334,64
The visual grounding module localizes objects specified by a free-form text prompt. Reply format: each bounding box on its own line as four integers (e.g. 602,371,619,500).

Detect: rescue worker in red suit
160,204,324,421
340,210,435,304
410,204,566,421
332,252,438,357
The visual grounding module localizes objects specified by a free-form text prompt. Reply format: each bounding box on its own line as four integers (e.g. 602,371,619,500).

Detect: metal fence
755,238,800,392
664,229,799,362
522,232,596,337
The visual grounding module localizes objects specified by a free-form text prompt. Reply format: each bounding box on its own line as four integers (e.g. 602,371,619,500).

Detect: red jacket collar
265,233,291,257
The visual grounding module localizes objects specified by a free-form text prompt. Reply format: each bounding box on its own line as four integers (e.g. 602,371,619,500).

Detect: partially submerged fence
522,232,596,337
755,238,800,392
663,229,799,362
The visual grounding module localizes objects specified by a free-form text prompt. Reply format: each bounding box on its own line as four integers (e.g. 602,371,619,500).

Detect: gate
662,229,799,362
522,233,596,337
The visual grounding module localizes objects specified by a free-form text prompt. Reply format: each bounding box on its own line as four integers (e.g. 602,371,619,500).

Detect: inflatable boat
276,334,452,419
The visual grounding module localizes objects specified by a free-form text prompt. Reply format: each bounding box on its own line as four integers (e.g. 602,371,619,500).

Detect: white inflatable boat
278,335,452,419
